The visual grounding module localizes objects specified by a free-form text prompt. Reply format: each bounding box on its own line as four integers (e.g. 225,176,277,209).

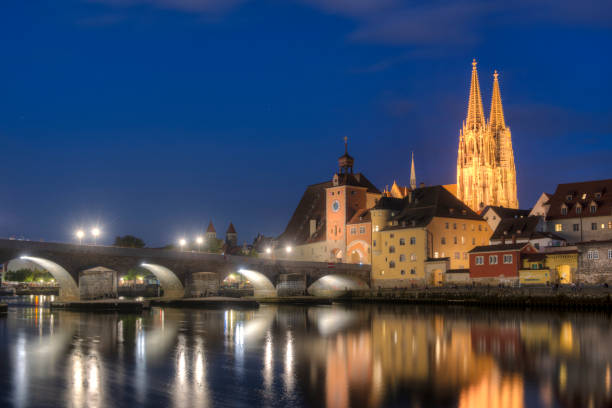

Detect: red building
469,243,537,285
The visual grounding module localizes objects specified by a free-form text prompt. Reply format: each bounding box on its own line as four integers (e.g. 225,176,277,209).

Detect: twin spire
467,59,505,131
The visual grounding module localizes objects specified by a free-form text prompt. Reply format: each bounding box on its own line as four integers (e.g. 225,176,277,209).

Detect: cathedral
457,60,518,212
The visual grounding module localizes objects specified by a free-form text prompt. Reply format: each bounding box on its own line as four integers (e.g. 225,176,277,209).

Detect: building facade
371,186,490,287
276,139,381,264
576,240,612,284
469,243,537,285
457,60,518,212
545,179,612,244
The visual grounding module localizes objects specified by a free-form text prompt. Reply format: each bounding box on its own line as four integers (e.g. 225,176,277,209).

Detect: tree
114,235,146,248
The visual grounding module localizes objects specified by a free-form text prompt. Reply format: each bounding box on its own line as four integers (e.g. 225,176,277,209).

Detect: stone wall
577,241,612,284
79,268,117,300
186,272,219,297
276,273,306,296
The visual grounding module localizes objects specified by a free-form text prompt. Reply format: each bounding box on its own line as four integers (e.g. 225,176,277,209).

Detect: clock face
332,200,340,212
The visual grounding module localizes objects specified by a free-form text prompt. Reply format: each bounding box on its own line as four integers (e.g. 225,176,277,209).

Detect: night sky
1,0,611,247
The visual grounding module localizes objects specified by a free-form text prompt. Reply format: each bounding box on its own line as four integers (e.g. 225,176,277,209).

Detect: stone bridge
0,239,371,300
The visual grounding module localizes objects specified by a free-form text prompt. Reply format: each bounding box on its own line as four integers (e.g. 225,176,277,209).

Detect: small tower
338,136,354,174
410,151,417,190
226,223,237,247
205,221,216,240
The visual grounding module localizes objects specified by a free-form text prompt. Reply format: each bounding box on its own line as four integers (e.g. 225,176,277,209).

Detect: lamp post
91,227,100,245
196,236,203,252
75,229,84,245
179,238,187,252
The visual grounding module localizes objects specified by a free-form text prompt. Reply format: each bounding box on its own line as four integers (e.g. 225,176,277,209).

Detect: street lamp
91,227,101,245
285,246,292,254
265,247,271,254
179,238,187,251
75,229,84,244
196,236,203,252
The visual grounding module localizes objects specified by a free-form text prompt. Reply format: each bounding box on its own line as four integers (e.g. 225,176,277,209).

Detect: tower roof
226,223,236,234
466,59,485,130
206,221,216,233
489,70,506,130
338,136,354,174
410,151,416,190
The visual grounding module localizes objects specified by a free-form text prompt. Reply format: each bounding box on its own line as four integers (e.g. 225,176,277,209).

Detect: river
0,296,610,407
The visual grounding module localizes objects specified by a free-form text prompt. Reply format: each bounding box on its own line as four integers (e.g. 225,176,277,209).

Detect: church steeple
338,136,354,174
488,70,506,131
410,151,416,190
466,59,485,130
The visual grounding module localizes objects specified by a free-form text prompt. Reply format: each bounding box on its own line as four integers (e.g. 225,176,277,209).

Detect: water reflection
2,299,612,407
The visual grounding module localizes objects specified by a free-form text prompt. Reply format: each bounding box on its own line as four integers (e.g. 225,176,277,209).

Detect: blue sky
1,0,611,246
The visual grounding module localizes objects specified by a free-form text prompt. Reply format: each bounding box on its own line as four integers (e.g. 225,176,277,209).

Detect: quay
338,286,612,310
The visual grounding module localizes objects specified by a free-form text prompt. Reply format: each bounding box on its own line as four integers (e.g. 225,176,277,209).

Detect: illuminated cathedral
457,60,518,212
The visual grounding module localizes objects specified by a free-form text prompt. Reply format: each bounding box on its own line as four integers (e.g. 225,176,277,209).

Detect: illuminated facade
457,60,518,212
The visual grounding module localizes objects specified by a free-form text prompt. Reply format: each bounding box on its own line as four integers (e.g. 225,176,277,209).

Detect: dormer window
576,205,582,215
566,195,573,201
590,203,597,214
596,192,602,199
561,205,568,216
582,193,587,200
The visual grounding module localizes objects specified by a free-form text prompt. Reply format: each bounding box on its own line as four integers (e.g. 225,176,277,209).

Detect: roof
335,172,381,194
226,223,236,234
376,185,483,230
469,243,528,253
347,208,371,225
491,216,541,240
522,253,546,261
546,179,612,220
484,206,531,219
206,221,216,233
277,181,331,245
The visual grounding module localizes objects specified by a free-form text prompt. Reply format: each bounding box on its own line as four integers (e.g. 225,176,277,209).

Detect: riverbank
149,297,259,309
50,299,145,312
337,286,612,310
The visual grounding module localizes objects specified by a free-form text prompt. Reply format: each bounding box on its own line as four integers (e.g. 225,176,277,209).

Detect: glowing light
285,246,292,253
179,238,187,249
75,229,85,244
91,227,100,237
196,236,203,244
265,247,271,254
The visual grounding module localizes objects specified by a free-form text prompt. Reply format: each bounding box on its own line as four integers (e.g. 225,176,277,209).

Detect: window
561,207,568,216
400,270,406,275
608,249,612,259
590,205,597,214
399,238,406,246
445,222,449,229
350,227,356,235
390,233,395,238
410,237,416,245
587,250,599,260
534,243,540,249
399,254,406,262
463,224,466,230
453,223,457,230
410,253,417,261
471,225,475,231
464,253,468,260
576,206,582,215
555,224,563,232
573,224,579,232
478,225,482,231
410,268,416,275
472,237,476,245
489,255,498,264
592,223,597,231
454,252,460,259
441,237,446,245
434,251,439,258
453,236,458,245
461,236,465,245
503,254,513,264
596,192,602,199
373,240,376,247
566,194,573,201
389,246,396,253
359,226,366,234
389,261,396,268
609,221,612,229
475,256,484,265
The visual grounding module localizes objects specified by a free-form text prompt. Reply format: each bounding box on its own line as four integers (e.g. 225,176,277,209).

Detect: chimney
309,219,317,238
511,234,517,244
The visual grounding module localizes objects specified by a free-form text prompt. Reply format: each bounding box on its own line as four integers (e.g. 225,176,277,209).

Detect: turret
226,223,237,247
205,221,216,240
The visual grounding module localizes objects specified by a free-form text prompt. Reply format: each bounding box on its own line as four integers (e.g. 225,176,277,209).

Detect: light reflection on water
1,299,612,407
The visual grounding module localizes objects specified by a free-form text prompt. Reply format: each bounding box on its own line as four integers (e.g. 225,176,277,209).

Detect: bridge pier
186,272,219,297
79,268,118,300
276,273,306,296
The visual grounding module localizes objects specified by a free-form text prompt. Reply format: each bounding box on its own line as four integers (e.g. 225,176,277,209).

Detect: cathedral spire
410,151,416,190
466,59,485,130
489,70,506,130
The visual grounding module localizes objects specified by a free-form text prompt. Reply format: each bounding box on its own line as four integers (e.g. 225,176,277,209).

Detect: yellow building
519,249,578,285
371,185,490,288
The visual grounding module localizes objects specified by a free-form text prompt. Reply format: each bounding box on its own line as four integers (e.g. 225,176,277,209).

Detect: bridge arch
140,263,184,298
307,274,369,297
235,268,277,298
19,256,79,300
